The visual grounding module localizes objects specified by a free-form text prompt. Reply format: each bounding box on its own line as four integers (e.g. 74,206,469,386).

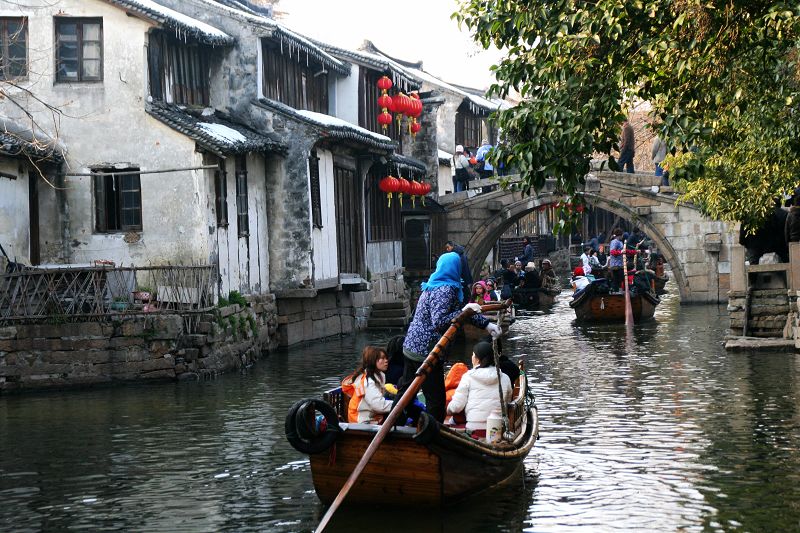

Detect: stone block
219,304,240,318
109,336,145,349
182,334,208,348
147,315,184,339
120,321,145,337
277,298,303,315
148,339,176,356
140,368,176,380
196,321,212,334
686,275,710,292
0,327,17,340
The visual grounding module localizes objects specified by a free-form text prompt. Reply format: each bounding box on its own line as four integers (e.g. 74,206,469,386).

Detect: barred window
367,167,402,242
309,151,322,228
235,156,249,238
148,31,210,105
261,38,327,113
214,164,228,227
0,18,27,80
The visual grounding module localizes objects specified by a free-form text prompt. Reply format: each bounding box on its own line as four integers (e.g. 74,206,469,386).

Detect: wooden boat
512,286,559,310
287,366,538,506
461,311,515,341
569,281,660,322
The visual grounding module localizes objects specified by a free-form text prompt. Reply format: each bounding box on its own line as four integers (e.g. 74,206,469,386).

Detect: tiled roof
389,153,426,173
319,43,422,93
0,120,64,163
255,98,396,152
147,101,286,156
192,0,351,76
103,0,234,46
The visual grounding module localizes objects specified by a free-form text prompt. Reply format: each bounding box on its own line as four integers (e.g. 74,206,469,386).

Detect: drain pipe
56,162,71,263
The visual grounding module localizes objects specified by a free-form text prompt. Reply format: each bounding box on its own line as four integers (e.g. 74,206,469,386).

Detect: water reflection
2,293,800,531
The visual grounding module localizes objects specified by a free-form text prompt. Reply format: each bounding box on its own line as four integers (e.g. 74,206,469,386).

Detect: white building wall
0,162,30,264
0,1,211,267
312,149,339,286
437,164,453,196
331,64,360,125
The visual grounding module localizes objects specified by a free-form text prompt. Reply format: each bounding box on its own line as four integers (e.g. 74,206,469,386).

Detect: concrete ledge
724,336,797,352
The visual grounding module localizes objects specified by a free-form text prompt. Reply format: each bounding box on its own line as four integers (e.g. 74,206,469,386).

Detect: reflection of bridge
438,171,737,303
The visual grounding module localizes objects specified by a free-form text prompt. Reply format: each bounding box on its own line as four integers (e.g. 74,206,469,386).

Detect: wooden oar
314,299,511,533
622,240,634,330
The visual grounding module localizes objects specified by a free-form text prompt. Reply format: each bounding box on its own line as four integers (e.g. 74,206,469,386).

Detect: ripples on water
2,292,800,532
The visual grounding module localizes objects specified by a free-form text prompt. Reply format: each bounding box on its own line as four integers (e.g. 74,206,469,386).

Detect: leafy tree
455,0,800,232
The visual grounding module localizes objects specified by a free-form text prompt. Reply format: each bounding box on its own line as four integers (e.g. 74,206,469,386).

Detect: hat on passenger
525,262,536,272
455,145,464,153
573,266,585,277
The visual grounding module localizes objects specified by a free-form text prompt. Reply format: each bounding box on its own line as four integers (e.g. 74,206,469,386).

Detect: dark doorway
28,172,39,265
334,165,363,275
402,216,431,271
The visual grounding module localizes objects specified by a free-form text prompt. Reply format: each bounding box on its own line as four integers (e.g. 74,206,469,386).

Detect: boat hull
512,287,559,310
570,290,659,322
654,275,668,295
310,409,538,506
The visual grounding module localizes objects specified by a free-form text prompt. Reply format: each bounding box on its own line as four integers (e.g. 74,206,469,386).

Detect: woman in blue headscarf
401,252,501,422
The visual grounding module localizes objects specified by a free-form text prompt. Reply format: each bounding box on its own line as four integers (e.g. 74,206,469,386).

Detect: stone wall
0,295,277,393
276,289,372,346
728,289,797,338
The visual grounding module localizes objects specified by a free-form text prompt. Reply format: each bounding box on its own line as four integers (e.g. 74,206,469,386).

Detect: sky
276,0,504,90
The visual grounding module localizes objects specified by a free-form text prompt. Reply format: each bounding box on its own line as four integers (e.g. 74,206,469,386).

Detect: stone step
367,317,409,328
370,307,411,318
371,300,408,310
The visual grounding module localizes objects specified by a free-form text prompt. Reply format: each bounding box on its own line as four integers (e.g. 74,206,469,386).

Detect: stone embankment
0,295,277,392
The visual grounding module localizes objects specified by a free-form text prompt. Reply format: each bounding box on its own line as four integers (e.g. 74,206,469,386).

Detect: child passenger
343,346,394,424
446,341,512,432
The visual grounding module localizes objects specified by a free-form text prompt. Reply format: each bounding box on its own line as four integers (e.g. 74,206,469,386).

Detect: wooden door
333,166,363,275
28,172,40,265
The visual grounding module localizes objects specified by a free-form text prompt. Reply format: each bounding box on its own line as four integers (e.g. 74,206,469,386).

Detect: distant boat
512,286,559,310
569,280,660,322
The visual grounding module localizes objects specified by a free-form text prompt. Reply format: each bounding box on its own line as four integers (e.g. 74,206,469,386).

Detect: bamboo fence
0,264,216,330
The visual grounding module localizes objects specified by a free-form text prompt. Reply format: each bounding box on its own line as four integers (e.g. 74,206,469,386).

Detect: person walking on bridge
618,118,635,173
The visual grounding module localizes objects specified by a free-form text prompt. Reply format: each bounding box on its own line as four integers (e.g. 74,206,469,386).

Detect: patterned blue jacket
402,285,490,362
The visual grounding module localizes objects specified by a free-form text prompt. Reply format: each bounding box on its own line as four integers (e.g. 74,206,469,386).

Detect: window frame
55,17,103,83
92,168,142,233
0,17,28,80
235,155,249,238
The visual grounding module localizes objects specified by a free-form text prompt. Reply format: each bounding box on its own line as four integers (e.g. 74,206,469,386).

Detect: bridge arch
463,192,690,301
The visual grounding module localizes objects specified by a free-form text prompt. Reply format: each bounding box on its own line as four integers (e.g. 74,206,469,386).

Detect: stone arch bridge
438,171,737,303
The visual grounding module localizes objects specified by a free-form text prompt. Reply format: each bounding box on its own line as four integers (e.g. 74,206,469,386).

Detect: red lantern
397,178,412,207
408,93,423,118
420,181,431,205
378,94,393,110
410,121,421,137
394,93,409,123
576,204,585,213
378,176,400,207
377,75,393,91
377,110,393,131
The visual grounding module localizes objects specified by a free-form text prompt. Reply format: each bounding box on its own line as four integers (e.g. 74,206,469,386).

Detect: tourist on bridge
452,145,470,193
401,252,501,422
475,138,495,180
652,135,667,179
618,118,635,173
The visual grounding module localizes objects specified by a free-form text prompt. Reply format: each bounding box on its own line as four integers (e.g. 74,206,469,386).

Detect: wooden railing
0,264,216,325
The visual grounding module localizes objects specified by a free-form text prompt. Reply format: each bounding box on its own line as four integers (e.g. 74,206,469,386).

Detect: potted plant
111,297,130,312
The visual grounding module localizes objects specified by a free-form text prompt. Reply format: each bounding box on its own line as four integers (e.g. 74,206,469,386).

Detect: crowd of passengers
570,226,662,297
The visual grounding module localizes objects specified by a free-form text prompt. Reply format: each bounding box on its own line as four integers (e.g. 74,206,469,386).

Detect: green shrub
228,291,247,307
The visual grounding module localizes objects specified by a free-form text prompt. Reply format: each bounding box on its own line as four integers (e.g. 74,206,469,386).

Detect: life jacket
444,362,469,407
342,373,367,423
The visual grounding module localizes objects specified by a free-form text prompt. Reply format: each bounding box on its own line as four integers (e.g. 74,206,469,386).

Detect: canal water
3,292,800,532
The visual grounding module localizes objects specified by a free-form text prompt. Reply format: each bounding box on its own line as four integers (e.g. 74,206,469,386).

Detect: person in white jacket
446,342,512,431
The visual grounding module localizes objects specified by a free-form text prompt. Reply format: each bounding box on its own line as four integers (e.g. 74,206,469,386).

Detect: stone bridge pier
439,171,738,304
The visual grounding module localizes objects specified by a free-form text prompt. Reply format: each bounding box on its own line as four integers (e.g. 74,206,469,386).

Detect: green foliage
455,0,800,231
247,315,257,337
238,315,248,336
228,291,248,307
217,296,230,308
227,315,237,337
